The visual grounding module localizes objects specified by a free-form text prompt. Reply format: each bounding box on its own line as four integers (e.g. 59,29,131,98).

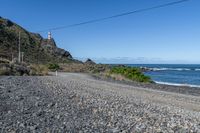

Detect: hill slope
0,16,77,64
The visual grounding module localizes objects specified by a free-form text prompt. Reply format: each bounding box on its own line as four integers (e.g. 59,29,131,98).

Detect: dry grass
0,58,10,64
96,71,132,82
59,63,109,74
0,69,10,75
59,63,91,73
0,63,11,75
109,73,131,81
30,64,49,76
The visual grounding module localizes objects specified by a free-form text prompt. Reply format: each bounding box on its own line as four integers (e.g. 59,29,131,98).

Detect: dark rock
140,67,153,72
117,65,126,67
41,38,72,59
41,39,56,48
13,64,30,76
85,59,96,65
6,20,14,27
55,48,72,59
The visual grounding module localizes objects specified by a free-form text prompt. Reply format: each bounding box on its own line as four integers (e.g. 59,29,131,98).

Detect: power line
37,0,190,32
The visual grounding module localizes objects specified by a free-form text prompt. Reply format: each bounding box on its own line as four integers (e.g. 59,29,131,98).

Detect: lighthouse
48,31,52,40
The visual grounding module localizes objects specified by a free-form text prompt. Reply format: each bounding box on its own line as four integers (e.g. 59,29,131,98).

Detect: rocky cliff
0,16,75,64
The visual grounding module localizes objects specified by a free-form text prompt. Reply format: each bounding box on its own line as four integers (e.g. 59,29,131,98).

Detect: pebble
0,74,200,132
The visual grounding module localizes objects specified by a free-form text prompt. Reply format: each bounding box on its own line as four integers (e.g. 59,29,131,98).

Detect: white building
48,31,52,40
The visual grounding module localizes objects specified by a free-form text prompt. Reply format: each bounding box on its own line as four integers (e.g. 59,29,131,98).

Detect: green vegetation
48,63,60,71
109,66,152,83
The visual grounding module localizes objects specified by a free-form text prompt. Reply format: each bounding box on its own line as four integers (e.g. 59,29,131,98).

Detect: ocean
127,64,200,87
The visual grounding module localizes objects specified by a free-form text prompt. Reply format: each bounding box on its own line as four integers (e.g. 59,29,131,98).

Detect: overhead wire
37,0,190,33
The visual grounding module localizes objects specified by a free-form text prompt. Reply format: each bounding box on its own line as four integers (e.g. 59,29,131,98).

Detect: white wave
155,81,200,88
151,68,168,71
175,68,191,71
195,69,200,71
151,68,191,71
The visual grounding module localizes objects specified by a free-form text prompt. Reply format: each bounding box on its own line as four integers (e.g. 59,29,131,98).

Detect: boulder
13,64,30,75
55,48,72,59
85,58,96,65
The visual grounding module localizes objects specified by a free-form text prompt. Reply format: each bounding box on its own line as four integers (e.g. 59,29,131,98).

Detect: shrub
30,64,49,76
109,66,152,83
48,63,60,71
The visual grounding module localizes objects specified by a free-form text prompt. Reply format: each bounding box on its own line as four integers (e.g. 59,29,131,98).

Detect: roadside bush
30,64,49,76
109,66,152,83
48,63,60,71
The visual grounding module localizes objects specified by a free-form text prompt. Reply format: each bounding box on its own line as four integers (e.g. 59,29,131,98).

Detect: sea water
127,64,200,87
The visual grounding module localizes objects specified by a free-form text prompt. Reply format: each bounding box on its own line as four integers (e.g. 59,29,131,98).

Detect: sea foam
155,81,200,88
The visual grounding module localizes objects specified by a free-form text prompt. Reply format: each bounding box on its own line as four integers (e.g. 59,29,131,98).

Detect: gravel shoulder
0,73,200,132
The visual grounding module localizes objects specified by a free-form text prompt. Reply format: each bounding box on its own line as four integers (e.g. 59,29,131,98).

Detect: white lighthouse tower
48,31,52,40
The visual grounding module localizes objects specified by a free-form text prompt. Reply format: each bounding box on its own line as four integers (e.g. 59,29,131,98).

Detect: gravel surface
1,73,200,132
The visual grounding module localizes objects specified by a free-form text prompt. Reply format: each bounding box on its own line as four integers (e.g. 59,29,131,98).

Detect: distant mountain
0,16,78,64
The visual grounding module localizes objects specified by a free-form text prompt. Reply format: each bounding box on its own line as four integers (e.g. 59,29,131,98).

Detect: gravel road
1,73,200,132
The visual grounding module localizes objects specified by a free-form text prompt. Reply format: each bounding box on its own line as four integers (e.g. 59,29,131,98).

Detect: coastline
127,64,200,88
92,74,200,96
155,81,200,88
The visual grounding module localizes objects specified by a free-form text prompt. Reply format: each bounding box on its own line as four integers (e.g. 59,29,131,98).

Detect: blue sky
0,0,200,64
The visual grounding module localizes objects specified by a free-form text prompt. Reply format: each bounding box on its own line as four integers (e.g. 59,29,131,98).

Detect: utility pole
11,47,13,62
18,31,21,63
21,52,24,63
12,53,13,62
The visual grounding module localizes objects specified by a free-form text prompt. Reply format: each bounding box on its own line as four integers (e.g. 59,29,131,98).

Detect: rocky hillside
0,16,76,64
